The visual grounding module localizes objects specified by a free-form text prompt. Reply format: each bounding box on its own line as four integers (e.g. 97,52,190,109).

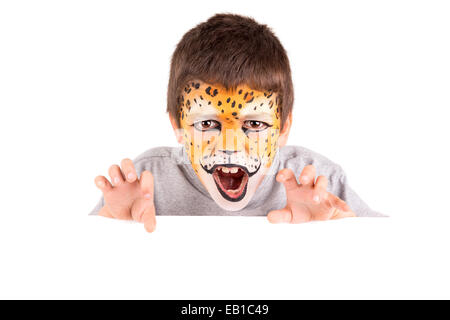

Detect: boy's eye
193,120,221,131
242,120,270,131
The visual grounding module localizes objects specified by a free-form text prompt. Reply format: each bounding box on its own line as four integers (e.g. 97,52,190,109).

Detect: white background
0,0,449,299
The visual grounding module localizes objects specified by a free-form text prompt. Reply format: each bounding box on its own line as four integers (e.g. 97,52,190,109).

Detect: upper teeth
220,167,239,174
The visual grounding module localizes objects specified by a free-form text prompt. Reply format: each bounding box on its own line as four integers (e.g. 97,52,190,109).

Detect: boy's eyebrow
184,110,220,121
239,110,275,122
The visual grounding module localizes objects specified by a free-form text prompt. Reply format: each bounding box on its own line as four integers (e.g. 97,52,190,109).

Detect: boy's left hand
267,165,355,223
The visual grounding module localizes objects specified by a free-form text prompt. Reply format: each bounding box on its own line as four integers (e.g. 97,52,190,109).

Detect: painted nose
219,127,246,154
219,150,238,155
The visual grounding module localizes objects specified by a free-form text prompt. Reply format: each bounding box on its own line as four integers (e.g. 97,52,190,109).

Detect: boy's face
175,80,285,211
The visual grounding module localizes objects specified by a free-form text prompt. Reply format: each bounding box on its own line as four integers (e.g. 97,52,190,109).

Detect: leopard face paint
178,80,281,211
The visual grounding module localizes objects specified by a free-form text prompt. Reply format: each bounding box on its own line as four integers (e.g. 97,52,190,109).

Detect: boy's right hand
94,159,156,233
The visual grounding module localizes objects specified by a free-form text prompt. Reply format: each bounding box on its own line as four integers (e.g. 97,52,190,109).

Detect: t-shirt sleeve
330,167,388,217
89,195,104,216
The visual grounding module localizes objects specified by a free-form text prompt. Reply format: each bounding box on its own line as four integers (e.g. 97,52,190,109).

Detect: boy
90,13,385,232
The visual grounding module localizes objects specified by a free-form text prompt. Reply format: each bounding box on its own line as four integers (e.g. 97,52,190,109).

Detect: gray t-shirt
89,145,385,217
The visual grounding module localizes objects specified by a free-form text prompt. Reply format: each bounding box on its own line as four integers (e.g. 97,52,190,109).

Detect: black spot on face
238,89,242,94
195,83,200,89
205,86,211,95
232,112,237,116
238,104,242,109
227,97,231,103
231,101,235,108
218,101,222,106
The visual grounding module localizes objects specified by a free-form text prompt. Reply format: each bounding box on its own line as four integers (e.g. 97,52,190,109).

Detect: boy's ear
278,112,292,148
169,114,184,144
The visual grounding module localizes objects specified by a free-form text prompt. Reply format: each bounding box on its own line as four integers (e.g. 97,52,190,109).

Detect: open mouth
212,165,249,202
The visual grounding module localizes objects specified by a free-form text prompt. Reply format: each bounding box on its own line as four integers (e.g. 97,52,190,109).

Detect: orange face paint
178,80,281,210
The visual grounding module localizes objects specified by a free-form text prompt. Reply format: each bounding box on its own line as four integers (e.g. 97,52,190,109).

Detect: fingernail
278,174,285,180
313,195,320,203
96,181,104,188
302,177,309,184
144,193,151,199
113,177,120,185
127,172,135,181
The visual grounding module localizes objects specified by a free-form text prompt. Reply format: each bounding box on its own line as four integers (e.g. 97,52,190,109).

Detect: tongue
220,175,242,190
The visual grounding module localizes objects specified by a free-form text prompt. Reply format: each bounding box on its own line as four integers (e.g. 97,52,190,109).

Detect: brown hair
167,13,294,129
